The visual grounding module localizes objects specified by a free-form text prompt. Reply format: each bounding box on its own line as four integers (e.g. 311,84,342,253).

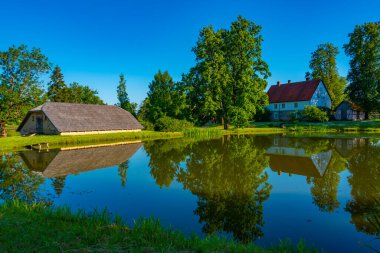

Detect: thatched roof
20,143,142,178
18,102,143,132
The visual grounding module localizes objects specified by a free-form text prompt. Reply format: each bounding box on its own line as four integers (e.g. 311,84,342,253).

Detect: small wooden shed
17,102,143,135
335,101,365,121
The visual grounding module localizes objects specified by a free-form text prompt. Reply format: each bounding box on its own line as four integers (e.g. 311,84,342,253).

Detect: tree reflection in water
345,139,380,235
0,154,46,204
145,136,272,243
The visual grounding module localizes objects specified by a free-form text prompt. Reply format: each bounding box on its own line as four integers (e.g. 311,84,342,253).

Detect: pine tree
47,65,67,102
117,73,137,116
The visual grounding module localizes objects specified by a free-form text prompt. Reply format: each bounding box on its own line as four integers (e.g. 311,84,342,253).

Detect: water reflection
1,135,380,248
0,153,45,203
19,143,142,178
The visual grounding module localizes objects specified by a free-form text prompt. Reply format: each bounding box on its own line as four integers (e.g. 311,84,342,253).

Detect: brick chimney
277,81,281,86
288,80,291,83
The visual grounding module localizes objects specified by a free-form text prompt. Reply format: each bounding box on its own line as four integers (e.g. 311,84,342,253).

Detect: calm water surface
1,135,380,252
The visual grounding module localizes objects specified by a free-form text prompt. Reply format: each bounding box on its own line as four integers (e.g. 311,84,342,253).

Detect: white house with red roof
266,79,332,121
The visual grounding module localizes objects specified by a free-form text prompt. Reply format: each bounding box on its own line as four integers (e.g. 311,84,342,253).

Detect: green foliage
255,107,271,122
309,43,347,108
303,106,329,122
344,22,380,116
0,45,50,124
143,70,187,123
62,82,104,105
154,116,193,132
117,73,137,116
139,119,155,131
186,16,270,129
47,65,67,102
289,111,303,123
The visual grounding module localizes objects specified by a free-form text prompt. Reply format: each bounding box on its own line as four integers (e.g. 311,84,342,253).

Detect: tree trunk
365,111,369,120
0,121,7,137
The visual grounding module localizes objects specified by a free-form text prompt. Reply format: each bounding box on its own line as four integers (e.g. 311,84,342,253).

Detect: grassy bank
252,120,380,133
0,127,285,152
0,201,321,253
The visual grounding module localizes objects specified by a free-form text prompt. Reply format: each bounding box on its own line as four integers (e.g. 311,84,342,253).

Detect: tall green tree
144,70,187,123
187,16,270,129
47,65,67,102
309,43,347,108
62,82,104,105
117,73,137,116
344,22,380,117
0,45,50,123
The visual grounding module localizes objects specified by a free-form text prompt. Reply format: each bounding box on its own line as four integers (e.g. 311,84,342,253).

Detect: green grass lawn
0,200,321,253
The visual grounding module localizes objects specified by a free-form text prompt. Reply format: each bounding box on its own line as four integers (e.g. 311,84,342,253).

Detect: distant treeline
1,17,379,128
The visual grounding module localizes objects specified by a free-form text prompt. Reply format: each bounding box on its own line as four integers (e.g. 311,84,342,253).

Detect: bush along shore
0,200,322,253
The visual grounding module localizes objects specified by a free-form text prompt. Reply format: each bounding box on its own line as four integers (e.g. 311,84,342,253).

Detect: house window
282,104,285,109
273,112,279,120
294,103,298,108
274,104,278,109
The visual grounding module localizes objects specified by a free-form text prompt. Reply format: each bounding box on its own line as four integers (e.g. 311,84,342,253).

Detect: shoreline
0,200,321,253
1,122,380,152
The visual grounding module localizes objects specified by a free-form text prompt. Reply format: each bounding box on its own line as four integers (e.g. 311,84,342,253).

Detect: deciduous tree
144,70,187,123
187,16,270,129
309,43,347,108
0,45,50,123
344,22,380,117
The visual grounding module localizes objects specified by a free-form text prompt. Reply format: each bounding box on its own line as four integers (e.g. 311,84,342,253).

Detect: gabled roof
18,102,143,132
267,79,324,103
336,101,364,112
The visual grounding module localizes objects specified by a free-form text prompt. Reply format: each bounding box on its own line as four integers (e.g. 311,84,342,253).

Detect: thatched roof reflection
20,143,142,178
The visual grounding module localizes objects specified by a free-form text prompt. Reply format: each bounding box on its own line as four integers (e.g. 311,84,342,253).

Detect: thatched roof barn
20,142,142,178
17,102,143,135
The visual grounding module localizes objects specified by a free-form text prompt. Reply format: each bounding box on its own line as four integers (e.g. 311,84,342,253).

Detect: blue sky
1,0,379,105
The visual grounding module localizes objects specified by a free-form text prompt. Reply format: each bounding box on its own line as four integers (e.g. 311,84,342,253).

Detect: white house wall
267,101,310,112
310,82,332,109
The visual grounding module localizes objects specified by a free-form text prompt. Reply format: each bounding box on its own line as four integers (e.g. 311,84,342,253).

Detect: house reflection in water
266,137,332,179
19,142,142,178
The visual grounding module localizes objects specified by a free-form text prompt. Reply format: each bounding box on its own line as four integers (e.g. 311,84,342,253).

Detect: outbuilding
17,102,143,135
334,101,365,121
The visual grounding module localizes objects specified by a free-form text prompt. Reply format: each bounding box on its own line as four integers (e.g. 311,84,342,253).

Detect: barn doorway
36,117,43,134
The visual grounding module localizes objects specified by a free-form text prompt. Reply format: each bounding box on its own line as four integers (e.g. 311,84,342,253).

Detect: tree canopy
344,22,380,116
0,45,50,123
309,43,347,108
142,70,187,123
186,16,270,128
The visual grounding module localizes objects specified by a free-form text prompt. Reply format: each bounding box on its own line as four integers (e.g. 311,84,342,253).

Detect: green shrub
154,116,194,132
289,111,303,123
303,106,328,122
139,120,155,131
254,108,271,122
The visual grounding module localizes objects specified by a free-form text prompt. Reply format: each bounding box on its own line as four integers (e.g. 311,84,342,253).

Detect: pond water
1,135,380,252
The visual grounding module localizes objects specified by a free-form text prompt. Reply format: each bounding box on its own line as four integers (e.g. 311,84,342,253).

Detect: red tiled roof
267,79,322,103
